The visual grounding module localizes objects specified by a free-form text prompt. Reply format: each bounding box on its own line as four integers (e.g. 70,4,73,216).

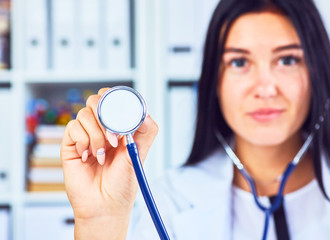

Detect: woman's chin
237,131,292,148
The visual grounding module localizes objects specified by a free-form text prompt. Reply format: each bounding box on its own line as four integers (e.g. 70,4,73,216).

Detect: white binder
104,0,131,70
78,0,101,70
166,0,220,77
24,206,74,240
52,0,77,70
25,0,48,70
168,84,197,168
167,0,196,76
194,0,219,71
0,87,11,192
0,207,9,240
314,0,330,35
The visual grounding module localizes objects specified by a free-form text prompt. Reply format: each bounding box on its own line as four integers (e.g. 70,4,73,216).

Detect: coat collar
165,150,234,239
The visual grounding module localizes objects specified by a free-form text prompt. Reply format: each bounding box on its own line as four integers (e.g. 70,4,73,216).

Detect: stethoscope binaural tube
97,86,170,240
216,131,314,240
215,99,330,240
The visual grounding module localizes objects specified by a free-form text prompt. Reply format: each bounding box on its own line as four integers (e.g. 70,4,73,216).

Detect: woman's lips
247,108,285,122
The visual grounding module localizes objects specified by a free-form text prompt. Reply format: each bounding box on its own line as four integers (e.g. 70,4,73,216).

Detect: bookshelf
1,0,158,239
0,0,329,239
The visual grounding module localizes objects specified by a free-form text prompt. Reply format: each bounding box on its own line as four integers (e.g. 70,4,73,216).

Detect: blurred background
0,0,328,239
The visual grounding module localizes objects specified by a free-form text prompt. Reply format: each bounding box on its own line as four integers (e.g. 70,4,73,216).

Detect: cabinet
1,0,329,239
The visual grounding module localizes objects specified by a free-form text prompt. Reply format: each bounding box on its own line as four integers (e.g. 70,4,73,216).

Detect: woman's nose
254,83,277,99
253,69,278,99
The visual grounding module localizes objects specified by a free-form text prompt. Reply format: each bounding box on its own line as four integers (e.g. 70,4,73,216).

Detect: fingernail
96,148,105,165
106,131,118,148
82,150,89,162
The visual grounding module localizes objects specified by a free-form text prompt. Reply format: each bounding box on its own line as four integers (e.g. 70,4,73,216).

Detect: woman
61,0,330,239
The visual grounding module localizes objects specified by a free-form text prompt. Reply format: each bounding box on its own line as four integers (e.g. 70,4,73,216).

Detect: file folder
0,207,9,240
24,206,74,240
314,0,330,35
104,0,131,70
167,0,196,76
0,85,11,193
194,0,219,71
52,0,77,70
25,0,48,70
166,0,220,76
168,83,197,168
78,0,101,70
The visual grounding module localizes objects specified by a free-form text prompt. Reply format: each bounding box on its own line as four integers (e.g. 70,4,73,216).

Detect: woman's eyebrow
273,44,302,52
223,47,250,54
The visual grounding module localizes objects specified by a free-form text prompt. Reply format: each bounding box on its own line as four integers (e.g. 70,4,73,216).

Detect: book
27,182,65,192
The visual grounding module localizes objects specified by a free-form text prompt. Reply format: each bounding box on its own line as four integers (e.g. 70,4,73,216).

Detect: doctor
61,0,330,239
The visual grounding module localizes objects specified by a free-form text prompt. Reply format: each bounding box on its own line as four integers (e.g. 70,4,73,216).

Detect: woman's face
218,11,311,146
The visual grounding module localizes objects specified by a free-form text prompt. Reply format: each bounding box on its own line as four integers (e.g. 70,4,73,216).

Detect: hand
61,88,158,239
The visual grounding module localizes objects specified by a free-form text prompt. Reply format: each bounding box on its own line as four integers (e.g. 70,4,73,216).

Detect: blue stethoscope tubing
126,134,171,240
129,97,328,240
98,86,328,240
216,132,314,240
215,97,330,240
97,86,170,240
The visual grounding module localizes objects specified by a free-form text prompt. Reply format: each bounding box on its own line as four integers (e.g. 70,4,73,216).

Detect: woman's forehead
224,11,301,48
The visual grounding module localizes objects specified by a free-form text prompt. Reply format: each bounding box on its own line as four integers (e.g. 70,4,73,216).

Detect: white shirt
232,179,330,240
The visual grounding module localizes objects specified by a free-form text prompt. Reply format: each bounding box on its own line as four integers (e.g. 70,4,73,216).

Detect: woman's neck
232,133,315,196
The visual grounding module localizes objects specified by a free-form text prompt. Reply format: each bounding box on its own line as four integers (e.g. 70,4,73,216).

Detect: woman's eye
229,58,247,68
278,56,301,66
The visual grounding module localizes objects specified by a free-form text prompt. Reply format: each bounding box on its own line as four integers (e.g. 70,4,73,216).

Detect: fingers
63,120,90,157
133,115,159,162
63,88,118,165
106,131,119,148
78,107,107,164
63,87,157,167
86,91,118,148
98,87,111,96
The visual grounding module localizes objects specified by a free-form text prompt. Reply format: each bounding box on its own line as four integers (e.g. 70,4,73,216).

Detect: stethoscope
215,98,330,240
98,85,329,240
97,86,170,240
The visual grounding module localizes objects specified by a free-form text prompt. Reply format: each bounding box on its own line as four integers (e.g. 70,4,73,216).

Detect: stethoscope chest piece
97,86,147,135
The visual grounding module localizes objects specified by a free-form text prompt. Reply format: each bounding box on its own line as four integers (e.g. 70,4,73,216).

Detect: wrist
74,215,131,240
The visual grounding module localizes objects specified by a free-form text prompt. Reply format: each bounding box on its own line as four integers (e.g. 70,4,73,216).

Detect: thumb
132,115,158,162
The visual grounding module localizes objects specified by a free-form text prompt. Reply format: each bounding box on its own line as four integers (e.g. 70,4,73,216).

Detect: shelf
166,72,201,82
23,70,137,83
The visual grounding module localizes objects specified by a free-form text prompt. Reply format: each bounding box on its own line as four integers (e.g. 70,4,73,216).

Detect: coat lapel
169,150,234,239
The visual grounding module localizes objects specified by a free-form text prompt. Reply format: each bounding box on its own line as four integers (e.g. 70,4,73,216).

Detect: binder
24,206,74,240
166,0,219,76
194,0,219,71
104,0,131,70
0,86,11,192
167,0,196,76
77,0,101,70
25,0,48,70
168,83,197,168
314,0,330,35
0,207,9,240
51,0,77,70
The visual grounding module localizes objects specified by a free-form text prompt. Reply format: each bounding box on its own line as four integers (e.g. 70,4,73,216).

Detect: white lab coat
127,149,330,239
